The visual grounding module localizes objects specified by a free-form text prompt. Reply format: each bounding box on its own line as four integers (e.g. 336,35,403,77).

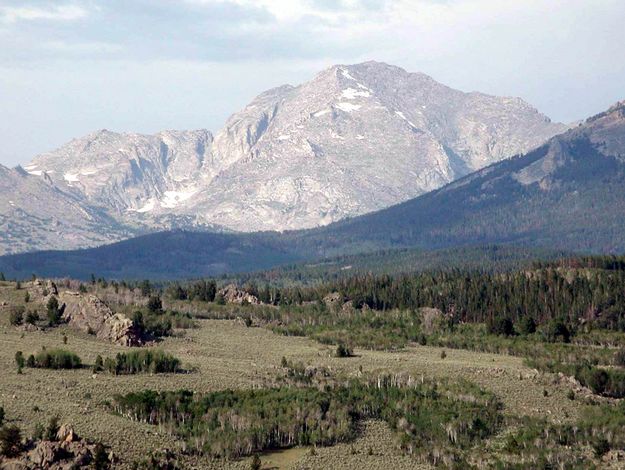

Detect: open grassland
0,281,620,469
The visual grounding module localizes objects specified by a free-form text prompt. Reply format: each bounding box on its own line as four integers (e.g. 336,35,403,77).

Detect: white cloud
0,4,88,23
42,40,122,54
188,0,382,23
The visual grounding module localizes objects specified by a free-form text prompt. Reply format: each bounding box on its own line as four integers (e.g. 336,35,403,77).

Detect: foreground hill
0,101,622,280
1,61,564,254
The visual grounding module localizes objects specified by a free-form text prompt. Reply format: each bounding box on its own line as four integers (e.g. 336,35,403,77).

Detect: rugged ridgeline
0,101,621,280
1,61,565,254
299,100,625,254
0,164,134,253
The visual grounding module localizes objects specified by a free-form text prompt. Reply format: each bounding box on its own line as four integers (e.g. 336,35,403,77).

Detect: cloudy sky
0,0,624,166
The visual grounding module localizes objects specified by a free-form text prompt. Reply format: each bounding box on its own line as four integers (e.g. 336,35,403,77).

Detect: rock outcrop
59,291,142,346
98,313,141,347
26,279,58,300
1,423,108,470
323,292,343,309
218,284,260,305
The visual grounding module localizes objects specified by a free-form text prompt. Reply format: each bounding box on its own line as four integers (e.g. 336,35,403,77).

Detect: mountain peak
2,60,569,254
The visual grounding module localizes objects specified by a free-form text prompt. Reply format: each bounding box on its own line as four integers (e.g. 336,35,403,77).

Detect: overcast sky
0,0,624,167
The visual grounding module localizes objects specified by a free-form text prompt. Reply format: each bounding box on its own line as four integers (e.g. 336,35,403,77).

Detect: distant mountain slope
25,128,216,226
1,101,622,280
1,61,565,254
296,100,625,255
0,164,135,255
0,231,297,280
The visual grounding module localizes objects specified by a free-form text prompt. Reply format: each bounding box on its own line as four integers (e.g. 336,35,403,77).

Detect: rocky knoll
22,279,58,304
0,424,110,470
218,284,260,305
59,291,142,346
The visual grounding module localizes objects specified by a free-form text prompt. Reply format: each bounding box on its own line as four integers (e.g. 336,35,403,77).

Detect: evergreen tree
9,306,24,326
519,317,537,335
93,442,110,469
0,425,22,457
132,311,145,335
94,355,104,372
140,280,152,297
14,351,25,369
147,296,163,314
25,310,38,325
46,297,61,326
45,416,60,441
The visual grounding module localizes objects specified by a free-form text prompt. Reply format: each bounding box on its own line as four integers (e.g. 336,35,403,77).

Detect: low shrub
105,350,181,375
28,349,82,370
335,344,353,358
9,306,25,326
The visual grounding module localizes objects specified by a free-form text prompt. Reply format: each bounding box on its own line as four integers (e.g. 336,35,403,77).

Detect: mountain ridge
1,99,622,280
1,61,567,254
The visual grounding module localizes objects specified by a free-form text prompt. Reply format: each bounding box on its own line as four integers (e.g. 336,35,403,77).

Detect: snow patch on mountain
161,189,197,209
336,102,362,112
341,88,371,99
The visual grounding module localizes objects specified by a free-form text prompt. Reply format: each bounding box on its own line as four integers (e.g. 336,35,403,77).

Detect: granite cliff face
1,61,566,254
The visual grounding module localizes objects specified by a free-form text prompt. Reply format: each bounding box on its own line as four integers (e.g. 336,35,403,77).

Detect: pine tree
0,425,22,457
93,442,110,469
45,416,59,441
147,296,163,314
15,351,25,369
47,297,61,326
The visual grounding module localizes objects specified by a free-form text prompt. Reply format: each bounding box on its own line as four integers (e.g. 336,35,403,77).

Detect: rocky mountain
1,101,621,280
195,61,566,231
2,61,566,254
300,100,625,254
24,128,214,224
0,164,133,254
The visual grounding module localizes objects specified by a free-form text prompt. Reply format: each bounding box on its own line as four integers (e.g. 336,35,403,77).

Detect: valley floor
0,307,605,468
